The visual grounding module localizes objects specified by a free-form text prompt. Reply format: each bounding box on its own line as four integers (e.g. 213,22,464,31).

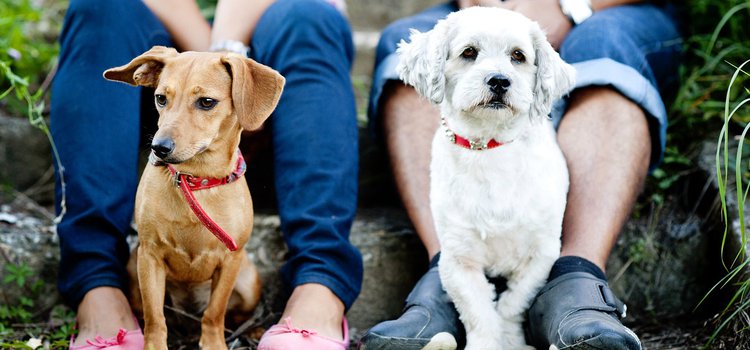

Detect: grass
704,58,750,347
654,1,750,202
692,1,750,347
0,258,76,349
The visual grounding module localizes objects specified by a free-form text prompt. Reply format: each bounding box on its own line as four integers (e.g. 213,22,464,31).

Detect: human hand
211,0,276,53
456,0,571,49
494,0,572,49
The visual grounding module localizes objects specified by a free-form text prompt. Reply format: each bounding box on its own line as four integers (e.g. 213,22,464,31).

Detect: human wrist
209,39,250,57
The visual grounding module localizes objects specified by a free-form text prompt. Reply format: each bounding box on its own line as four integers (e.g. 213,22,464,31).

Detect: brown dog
103,46,284,350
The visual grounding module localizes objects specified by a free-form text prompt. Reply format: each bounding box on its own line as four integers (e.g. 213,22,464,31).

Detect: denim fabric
253,0,362,309
368,3,682,169
51,0,362,309
554,4,682,169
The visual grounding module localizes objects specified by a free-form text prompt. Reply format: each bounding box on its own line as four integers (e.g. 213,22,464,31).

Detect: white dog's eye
461,47,478,60
511,49,526,64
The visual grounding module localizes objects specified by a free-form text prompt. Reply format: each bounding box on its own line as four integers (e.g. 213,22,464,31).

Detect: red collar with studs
163,151,246,251
441,118,510,151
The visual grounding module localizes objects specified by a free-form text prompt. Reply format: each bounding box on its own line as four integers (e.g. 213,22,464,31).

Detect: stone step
0,174,723,341
347,0,445,31
0,113,53,197
352,30,379,80
249,208,427,336
349,1,448,120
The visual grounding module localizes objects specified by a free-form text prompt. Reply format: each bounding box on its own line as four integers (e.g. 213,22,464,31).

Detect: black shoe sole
550,331,642,350
358,332,457,350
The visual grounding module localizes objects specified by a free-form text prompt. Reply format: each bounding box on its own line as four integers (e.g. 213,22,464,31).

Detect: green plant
196,0,218,19
0,0,66,221
652,0,750,202
704,58,750,348
0,3,73,340
670,1,750,347
0,261,76,349
0,0,60,113
701,23,750,341
0,60,66,223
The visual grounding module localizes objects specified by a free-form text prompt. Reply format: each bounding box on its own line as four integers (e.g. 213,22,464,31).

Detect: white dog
397,7,575,350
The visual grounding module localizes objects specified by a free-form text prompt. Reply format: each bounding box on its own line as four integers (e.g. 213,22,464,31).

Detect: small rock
0,212,18,224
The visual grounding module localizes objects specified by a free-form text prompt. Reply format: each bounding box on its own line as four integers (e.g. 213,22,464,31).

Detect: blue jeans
51,0,362,309
369,2,682,169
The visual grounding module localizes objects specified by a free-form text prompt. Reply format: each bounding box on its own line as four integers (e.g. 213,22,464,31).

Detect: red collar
164,151,246,251
167,153,247,191
441,118,509,150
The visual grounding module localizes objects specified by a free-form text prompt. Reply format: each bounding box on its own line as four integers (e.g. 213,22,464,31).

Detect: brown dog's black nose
487,74,511,95
151,138,175,159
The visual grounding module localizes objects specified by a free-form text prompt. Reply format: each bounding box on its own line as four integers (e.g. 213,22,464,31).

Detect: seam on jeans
637,36,684,56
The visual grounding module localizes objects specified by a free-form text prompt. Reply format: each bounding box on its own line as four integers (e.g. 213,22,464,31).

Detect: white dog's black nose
486,74,511,95
151,138,175,159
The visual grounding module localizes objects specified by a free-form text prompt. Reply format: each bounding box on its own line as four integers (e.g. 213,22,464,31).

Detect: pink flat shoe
69,316,144,350
258,316,349,350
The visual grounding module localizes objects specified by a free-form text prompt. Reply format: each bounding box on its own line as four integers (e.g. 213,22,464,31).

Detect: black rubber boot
358,253,464,350
527,272,641,350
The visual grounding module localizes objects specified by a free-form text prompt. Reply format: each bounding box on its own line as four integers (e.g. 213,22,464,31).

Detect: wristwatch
559,0,593,25
209,40,250,57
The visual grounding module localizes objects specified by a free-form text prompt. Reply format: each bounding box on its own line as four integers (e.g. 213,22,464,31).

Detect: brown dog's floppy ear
103,46,179,87
221,54,285,131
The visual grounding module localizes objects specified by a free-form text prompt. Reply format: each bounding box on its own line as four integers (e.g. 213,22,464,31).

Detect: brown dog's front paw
199,333,229,350
143,335,168,350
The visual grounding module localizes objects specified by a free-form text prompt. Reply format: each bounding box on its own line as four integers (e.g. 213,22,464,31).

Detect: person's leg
367,1,460,262
382,83,441,260
51,0,171,344
558,87,650,268
527,3,682,350
359,3,466,350
251,0,361,343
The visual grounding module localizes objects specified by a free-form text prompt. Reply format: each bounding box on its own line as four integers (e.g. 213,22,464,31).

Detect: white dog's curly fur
397,7,576,350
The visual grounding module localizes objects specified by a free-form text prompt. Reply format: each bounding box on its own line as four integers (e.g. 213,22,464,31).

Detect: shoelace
85,329,127,347
282,317,317,337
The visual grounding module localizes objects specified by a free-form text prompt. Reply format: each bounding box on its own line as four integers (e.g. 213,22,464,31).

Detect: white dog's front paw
496,292,527,321
498,319,530,350
465,332,501,350
465,341,495,350
499,334,532,350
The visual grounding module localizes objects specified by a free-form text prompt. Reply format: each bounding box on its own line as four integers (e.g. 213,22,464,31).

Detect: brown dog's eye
511,49,526,64
461,47,478,60
196,97,218,110
155,94,167,107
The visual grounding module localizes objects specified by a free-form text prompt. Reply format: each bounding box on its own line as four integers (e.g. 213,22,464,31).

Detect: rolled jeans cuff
551,58,668,171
